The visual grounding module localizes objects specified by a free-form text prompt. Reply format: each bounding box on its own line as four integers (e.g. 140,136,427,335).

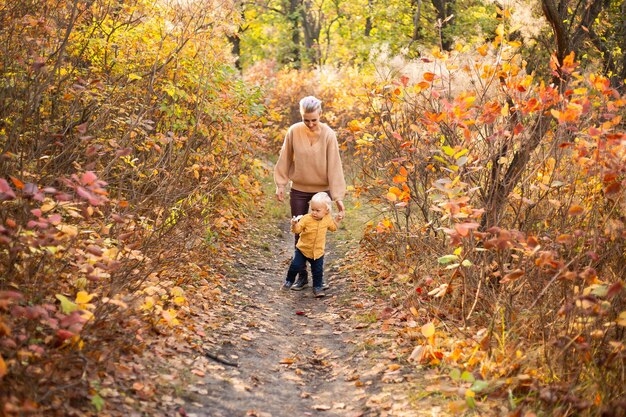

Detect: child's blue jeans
287,248,324,289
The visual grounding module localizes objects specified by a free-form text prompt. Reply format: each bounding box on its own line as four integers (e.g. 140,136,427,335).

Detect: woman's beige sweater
274,122,346,201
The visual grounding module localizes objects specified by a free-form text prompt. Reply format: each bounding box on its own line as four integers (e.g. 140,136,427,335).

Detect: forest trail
171,194,452,417
183,219,373,416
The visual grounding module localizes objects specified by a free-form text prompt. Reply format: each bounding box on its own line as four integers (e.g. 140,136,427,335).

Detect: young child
282,192,342,297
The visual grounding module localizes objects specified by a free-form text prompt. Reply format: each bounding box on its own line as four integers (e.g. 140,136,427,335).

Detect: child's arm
291,215,304,233
329,214,342,231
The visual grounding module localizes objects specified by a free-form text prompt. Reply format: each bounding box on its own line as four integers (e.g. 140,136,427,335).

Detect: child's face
310,201,329,220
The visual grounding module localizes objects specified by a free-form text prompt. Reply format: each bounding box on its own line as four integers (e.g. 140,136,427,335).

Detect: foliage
0,0,266,413
344,23,625,415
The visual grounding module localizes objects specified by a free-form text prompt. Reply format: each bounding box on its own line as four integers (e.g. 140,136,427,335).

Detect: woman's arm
274,128,294,201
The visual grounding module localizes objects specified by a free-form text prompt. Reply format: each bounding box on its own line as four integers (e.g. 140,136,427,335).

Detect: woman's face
302,110,321,131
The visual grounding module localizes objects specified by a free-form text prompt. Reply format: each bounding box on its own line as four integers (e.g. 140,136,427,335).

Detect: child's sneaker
281,281,293,290
313,287,325,298
291,277,309,291
321,280,329,290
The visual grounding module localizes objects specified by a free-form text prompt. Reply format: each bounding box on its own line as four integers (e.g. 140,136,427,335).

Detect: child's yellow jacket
292,214,337,260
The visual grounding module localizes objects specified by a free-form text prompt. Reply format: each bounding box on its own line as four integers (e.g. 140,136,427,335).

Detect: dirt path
182,219,380,417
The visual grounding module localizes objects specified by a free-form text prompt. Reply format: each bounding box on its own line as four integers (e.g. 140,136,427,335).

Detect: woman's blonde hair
310,192,332,213
299,96,322,115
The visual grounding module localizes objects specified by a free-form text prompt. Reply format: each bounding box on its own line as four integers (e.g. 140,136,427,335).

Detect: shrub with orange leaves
347,38,625,414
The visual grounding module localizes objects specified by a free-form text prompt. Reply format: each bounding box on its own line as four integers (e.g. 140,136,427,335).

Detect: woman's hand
335,200,345,220
276,187,285,202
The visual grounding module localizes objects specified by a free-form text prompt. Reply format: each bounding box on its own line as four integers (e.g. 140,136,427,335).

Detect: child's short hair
310,192,332,212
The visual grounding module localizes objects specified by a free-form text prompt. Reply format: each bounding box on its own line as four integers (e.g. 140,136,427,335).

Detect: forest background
0,0,624,416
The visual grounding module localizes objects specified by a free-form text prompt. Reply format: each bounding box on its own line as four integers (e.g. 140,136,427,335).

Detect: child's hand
291,215,303,225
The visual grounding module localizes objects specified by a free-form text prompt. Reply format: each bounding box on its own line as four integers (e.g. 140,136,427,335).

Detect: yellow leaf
141,296,155,311
57,224,79,237
389,186,402,195
385,192,397,202
410,306,419,317
75,291,94,304
171,287,184,297
421,322,435,338
617,311,626,327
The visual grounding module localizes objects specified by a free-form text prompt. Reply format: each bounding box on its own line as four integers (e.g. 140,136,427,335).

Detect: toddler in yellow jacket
282,192,342,297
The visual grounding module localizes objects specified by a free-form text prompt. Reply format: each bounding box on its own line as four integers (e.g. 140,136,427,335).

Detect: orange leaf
399,166,408,176
454,222,480,237
386,192,398,202
500,269,524,284
605,182,621,195
556,234,573,244
0,354,6,379
423,72,435,81
568,205,585,216
10,176,24,190
392,175,406,183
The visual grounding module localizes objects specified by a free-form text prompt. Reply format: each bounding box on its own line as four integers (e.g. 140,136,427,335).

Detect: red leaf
0,179,16,199
75,122,88,134
56,329,75,341
81,171,98,186
607,282,623,299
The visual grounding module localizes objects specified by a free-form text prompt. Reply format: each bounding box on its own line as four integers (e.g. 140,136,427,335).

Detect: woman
274,95,346,291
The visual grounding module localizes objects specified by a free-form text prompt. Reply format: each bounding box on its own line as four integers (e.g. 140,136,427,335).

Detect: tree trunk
430,0,454,50
287,0,302,67
411,0,423,42
365,0,373,37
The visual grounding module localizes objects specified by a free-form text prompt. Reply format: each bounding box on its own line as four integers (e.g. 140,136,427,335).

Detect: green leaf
471,379,490,393
461,370,475,382
465,395,476,409
438,254,459,264
590,285,608,297
56,294,78,314
91,394,105,412
461,259,473,267
450,368,461,381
